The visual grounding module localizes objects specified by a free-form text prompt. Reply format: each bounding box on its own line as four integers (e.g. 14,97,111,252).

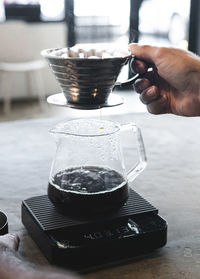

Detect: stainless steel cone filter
41,47,130,107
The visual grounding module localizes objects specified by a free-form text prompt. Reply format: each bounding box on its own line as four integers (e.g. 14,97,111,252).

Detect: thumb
129,43,159,64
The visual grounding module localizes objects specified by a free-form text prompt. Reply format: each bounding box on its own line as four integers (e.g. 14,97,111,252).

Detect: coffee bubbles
48,166,129,216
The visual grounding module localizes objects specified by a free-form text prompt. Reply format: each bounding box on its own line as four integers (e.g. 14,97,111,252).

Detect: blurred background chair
0,58,46,114
0,20,66,114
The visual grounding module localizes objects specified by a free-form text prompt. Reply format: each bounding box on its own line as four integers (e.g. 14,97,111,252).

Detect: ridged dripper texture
42,48,130,106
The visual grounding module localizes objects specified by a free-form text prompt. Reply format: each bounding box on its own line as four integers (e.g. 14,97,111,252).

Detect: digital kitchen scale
22,188,167,272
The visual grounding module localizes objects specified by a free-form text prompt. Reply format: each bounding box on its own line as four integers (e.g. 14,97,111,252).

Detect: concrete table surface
1,112,200,278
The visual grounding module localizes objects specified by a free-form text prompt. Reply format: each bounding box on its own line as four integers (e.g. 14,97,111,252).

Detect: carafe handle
120,123,147,183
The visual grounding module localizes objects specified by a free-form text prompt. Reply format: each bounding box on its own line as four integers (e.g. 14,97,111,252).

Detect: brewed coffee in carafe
48,166,129,215
48,119,146,216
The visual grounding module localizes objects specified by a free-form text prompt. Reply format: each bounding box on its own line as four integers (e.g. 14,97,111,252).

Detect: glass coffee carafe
48,119,147,216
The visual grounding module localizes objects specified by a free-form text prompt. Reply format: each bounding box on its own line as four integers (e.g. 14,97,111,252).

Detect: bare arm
0,234,81,279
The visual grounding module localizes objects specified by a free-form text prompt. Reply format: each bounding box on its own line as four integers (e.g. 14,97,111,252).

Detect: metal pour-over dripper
41,46,132,109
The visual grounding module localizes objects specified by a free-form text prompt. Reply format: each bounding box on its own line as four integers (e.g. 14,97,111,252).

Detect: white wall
0,21,67,99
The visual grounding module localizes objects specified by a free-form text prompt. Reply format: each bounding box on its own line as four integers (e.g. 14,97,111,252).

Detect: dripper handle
121,123,147,183
114,56,155,88
114,73,140,88
114,55,139,88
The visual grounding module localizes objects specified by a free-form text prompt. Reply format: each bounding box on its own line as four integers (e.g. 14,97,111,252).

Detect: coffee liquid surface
48,166,128,215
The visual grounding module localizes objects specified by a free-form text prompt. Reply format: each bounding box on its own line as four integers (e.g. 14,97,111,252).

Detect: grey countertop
1,112,200,278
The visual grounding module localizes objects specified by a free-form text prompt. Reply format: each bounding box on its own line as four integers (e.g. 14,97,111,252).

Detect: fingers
11,233,20,251
135,83,168,114
134,78,152,93
129,43,159,64
139,86,159,105
130,58,148,74
147,94,168,114
133,69,155,92
129,43,169,114
0,233,20,251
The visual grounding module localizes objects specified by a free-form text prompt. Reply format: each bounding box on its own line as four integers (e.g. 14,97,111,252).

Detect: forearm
0,244,32,279
0,243,79,279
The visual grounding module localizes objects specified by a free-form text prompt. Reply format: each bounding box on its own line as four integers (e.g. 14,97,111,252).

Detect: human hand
0,234,20,251
129,44,200,116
